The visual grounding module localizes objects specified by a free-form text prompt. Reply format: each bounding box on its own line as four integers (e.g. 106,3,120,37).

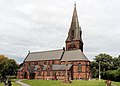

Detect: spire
66,3,82,42
66,3,83,51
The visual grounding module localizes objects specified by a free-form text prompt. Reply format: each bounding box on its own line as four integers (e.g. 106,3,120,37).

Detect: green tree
94,53,113,71
113,55,120,69
90,61,99,78
91,53,120,81
0,55,18,77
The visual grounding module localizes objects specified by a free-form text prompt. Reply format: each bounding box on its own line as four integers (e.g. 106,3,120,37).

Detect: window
78,63,82,72
68,43,76,50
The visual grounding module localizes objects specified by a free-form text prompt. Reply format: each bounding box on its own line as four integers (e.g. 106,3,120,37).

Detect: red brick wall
66,40,83,51
17,60,90,80
61,61,90,80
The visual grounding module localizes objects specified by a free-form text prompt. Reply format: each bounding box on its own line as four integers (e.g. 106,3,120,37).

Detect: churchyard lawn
22,79,120,86
0,79,119,86
112,82,120,86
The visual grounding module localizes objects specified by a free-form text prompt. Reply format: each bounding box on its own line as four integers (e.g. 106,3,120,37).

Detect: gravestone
105,80,111,86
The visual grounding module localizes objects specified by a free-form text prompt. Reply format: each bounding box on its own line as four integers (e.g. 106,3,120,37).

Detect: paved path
16,80,30,86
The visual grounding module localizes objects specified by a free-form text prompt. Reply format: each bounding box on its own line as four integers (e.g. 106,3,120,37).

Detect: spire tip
74,2,76,7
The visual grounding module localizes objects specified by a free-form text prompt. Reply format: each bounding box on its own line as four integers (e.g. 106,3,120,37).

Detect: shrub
101,68,120,81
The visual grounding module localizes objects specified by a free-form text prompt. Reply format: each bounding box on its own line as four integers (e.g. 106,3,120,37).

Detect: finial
74,2,76,7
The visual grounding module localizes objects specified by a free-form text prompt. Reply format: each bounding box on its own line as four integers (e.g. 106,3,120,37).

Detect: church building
17,4,91,80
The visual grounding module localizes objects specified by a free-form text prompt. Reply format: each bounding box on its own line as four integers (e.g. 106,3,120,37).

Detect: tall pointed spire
66,3,83,51
71,2,79,30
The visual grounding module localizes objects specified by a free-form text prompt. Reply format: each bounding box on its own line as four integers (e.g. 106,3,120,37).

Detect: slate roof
42,64,72,71
25,49,64,61
52,64,72,70
25,49,89,62
26,64,72,73
61,49,89,61
43,65,47,70
27,65,35,73
34,65,38,71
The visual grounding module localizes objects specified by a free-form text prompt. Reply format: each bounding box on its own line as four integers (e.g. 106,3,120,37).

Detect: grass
22,79,106,86
0,83,2,86
11,82,20,86
1,79,119,86
113,81,120,86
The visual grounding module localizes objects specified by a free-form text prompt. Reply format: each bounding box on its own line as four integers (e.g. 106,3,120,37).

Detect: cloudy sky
0,0,120,63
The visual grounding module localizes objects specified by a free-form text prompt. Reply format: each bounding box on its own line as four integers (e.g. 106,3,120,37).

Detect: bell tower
66,3,83,52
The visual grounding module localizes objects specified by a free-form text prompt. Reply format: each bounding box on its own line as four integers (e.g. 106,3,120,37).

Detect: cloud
0,0,120,63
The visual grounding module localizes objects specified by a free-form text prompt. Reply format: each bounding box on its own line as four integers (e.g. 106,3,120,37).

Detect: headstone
105,80,111,86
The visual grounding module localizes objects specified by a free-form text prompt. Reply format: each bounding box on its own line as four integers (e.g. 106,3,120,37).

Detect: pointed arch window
47,67,51,76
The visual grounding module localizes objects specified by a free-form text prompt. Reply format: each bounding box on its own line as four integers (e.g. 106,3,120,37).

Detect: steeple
66,3,83,51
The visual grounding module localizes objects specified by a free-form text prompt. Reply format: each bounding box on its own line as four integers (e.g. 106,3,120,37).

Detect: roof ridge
30,49,63,54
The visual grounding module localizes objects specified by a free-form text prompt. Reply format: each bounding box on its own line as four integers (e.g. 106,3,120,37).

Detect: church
17,4,91,80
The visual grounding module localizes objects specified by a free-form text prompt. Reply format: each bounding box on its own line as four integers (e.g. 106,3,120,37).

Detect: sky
0,0,120,63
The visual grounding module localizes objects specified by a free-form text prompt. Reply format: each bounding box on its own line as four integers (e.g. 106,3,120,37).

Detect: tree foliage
94,53,113,71
91,53,120,81
0,55,18,77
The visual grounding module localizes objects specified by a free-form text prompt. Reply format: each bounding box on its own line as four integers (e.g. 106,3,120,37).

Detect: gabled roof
25,49,89,62
34,65,38,71
61,49,89,61
42,64,72,71
27,65,35,73
25,49,64,61
43,65,47,70
26,64,73,73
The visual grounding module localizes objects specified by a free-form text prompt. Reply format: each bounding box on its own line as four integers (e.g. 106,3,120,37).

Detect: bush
101,68,120,81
